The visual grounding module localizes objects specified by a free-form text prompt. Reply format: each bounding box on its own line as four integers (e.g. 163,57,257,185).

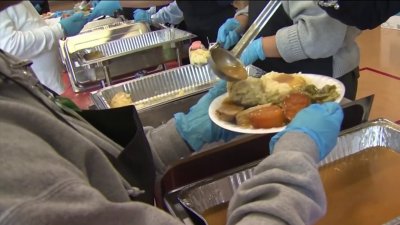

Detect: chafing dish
59,20,196,92
163,118,400,225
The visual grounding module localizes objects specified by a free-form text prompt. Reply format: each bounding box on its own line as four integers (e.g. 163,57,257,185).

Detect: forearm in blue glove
88,0,121,21
59,13,88,37
269,102,344,160
174,80,240,151
133,9,152,23
217,18,241,49
239,37,266,66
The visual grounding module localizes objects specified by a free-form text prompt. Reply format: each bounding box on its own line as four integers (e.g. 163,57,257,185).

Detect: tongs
208,0,282,82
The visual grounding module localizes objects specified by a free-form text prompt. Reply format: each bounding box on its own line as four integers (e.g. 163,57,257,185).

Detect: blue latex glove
239,37,266,66
269,102,344,160
59,13,88,37
88,0,121,21
133,9,152,23
174,80,240,151
217,18,241,49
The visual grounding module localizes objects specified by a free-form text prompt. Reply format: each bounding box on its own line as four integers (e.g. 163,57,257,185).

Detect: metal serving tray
166,119,400,225
60,21,196,92
90,65,265,111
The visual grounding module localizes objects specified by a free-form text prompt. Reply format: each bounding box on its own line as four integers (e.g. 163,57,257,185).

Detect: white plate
208,73,345,134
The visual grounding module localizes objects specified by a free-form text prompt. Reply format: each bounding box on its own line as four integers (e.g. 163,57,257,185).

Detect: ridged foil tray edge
76,28,196,65
90,65,265,111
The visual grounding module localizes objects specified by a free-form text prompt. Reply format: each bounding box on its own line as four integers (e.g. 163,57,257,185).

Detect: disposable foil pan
90,65,265,110
75,27,195,65
80,17,125,33
177,118,400,224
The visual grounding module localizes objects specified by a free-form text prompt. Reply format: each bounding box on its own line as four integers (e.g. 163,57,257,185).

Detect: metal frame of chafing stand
86,26,185,89
61,22,195,92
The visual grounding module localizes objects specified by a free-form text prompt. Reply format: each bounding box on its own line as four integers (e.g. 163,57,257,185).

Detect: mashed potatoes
110,92,133,108
260,72,307,97
228,72,307,107
189,48,210,65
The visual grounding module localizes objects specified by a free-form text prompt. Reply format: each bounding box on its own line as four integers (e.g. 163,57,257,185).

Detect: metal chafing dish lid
65,21,150,54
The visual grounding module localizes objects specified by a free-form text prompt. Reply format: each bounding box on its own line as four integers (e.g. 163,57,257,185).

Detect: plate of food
209,72,345,134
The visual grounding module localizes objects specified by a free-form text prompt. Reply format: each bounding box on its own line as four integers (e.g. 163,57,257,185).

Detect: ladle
208,0,282,82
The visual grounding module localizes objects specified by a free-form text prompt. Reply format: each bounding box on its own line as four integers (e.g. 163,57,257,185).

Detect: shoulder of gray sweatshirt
0,51,326,225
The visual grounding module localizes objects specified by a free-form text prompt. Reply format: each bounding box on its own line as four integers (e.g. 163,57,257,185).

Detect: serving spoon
208,0,282,82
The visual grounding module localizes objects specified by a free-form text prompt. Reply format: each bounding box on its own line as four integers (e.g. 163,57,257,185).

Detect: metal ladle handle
230,0,282,57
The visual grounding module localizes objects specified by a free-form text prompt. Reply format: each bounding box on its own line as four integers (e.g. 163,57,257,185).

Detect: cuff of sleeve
52,23,66,39
274,132,319,163
234,5,249,17
144,119,192,175
150,14,162,24
276,25,307,63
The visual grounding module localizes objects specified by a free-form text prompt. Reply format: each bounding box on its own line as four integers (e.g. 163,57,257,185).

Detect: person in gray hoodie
0,2,343,224
218,1,361,100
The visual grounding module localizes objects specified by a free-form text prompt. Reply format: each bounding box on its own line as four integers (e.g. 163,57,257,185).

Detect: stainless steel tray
73,27,195,66
60,21,196,92
168,118,400,224
80,17,125,33
90,65,266,111
64,21,150,55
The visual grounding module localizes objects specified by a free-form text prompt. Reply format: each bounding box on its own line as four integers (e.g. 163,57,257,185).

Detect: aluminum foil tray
76,28,195,65
175,118,400,224
90,65,265,110
64,22,150,54
80,17,125,33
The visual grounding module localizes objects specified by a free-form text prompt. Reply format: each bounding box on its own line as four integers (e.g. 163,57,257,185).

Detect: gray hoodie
0,50,326,225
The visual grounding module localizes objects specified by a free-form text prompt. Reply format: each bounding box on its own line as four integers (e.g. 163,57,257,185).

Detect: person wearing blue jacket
318,0,400,30
217,1,361,100
90,1,242,47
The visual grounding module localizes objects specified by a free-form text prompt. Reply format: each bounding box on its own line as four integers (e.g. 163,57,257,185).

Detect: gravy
201,147,400,225
316,147,400,225
220,65,247,79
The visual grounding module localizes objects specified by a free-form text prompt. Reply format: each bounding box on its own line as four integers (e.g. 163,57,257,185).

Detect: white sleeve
151,1,184,25
0,6,64,59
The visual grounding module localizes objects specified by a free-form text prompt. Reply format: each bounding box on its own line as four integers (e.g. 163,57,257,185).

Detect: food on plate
189,41,210,66
215,71,340,129
216,100,245,122
248,105,286,129
110,92,133,108
282,93,312,121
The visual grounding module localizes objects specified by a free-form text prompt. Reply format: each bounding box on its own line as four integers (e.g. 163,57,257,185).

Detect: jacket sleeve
275,1,348,63
0,5,64,59
151,1,184,25
227,132,326,225
319,1,400,30
144,119,192,176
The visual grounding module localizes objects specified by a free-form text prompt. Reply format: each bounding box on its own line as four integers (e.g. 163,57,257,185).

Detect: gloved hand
269,102,343,160
59,13,88,37
239,37,266,66
174,80,240,151
217,18,241,49
88,0,121,21
133,9,152,23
